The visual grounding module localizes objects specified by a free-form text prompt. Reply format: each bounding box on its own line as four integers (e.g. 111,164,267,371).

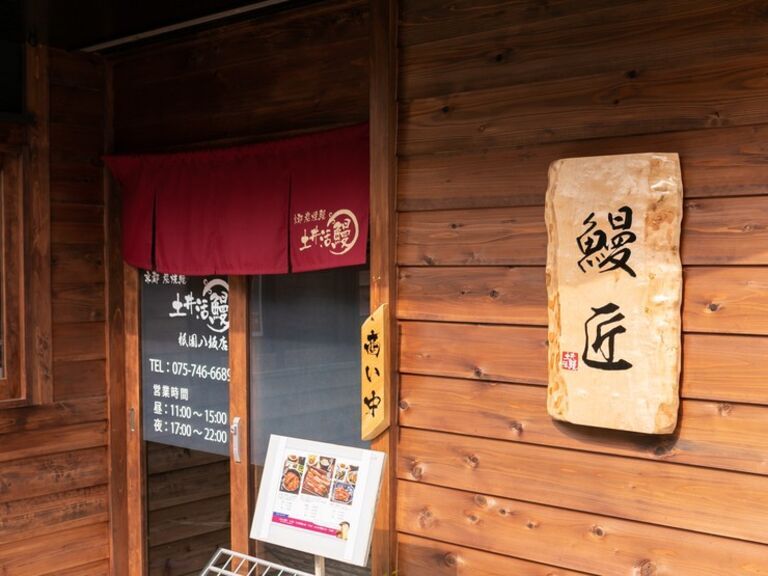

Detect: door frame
122,0,398,560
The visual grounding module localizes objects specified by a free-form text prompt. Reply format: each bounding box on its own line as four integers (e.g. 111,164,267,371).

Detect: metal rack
201,548,317,576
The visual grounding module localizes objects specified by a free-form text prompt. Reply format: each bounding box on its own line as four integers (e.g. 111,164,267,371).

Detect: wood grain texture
369,0,399,571
0,447,108,503
148,494,231,547
397,428,768,544
25,43,54,405
401,0,768,100
147,460,230,512
148,528,229,576
400,321,768,404
400,54,768,155
0,522,109,576
146,442,227,475
400,320,548,385
682,333,768,404
398,481,768,576
398,265,768,336
124,265,147,576
398,533,590,576
229,275,252,555
44,559,110,576
52,243,105,283
52,283,106,322
52,203,105,245
683,267,768,334
398,266,546,325
111,0,366,76
398,196,768,266
112,1,369,152
0,45,110,576
395,0,768,570
0,396,106,434
399,374,768,475
0,485,108,545
54,359,107,401
398,124,768,211
0,421,107,463
52,322,107,361
399,0,628,47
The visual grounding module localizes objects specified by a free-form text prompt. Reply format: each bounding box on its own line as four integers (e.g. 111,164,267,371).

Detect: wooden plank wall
110,1,370,571
145,443,230,576
0,49,111,575
394,1,768,574
112,0,370,153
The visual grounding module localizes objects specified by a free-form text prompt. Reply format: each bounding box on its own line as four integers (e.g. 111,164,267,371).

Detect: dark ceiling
0,0,315,114
1,0,321,115
3,0,313,50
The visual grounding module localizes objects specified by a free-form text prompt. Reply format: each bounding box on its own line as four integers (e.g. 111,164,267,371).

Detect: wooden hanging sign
546,153,683,434
360,304,389,441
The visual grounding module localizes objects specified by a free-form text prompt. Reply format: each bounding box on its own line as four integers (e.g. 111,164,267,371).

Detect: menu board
251,435,385,566
141,271,230,455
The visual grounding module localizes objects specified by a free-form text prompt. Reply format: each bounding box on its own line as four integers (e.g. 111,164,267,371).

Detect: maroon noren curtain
105,124,368,275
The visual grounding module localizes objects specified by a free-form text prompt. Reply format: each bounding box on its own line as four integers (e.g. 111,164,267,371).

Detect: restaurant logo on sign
295,208,360,256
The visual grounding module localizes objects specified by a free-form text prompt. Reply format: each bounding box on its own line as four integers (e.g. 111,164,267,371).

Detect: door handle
230,416,241,463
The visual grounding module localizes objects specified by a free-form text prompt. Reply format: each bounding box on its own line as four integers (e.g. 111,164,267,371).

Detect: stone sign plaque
546,153,683,434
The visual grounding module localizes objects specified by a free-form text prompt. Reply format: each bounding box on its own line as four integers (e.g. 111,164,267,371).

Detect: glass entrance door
246,268,371,574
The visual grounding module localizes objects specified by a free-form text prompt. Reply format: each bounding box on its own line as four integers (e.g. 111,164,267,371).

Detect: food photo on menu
330,463,358,506
300,454,336,498
279,454,305,495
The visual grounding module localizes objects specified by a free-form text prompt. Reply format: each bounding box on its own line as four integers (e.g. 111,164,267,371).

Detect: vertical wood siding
0,49,110,576
395,1,768,574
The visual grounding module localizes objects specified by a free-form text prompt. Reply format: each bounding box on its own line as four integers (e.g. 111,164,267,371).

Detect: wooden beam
25,43,53,405
105,59,129,576
369,0,398,572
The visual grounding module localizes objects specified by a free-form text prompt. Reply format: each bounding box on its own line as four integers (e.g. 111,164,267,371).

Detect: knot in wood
509,420,524,435
707,302,721,312
463,454,479,469
473,494,488,508
465,512,480,524
418,508,434,529
718,403,733,416
398,400,410,411
443,553,458,568
633,559,657,576
473,366,484,378
590,524,605,537
489,289,500,299
526,520,539,529
411,465,423,480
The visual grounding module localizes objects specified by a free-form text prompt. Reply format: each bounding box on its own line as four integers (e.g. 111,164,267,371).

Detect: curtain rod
81,0,292,53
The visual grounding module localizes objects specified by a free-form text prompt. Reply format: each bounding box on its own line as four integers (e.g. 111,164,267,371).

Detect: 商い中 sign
251,435,385,566
545,153,683,434
361,304,389,441
141,272,230,455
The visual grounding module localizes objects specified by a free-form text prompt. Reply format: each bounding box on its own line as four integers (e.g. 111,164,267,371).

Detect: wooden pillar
369,0,398,573
229,275,253,558
124,265,147,576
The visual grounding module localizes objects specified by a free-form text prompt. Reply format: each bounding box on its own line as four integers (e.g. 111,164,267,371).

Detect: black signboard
141,271,230,455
